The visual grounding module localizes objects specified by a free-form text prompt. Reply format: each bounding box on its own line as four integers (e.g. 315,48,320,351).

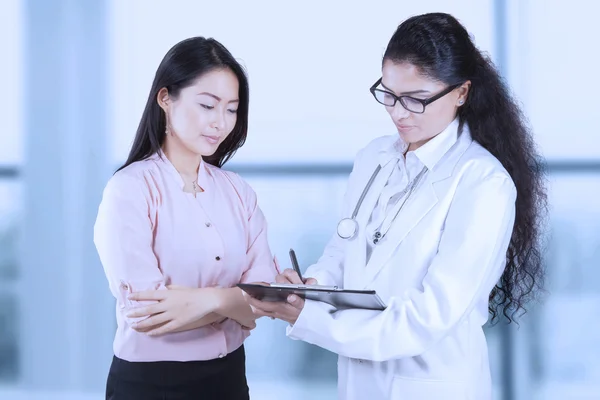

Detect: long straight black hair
117,37,249,172
383,13,547,323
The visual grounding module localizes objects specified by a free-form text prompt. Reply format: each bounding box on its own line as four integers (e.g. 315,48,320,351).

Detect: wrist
195,287,222,314
212,287,235,314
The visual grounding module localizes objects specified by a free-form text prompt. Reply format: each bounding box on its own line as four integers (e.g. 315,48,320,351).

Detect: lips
396,125,415,133
202,134,220,144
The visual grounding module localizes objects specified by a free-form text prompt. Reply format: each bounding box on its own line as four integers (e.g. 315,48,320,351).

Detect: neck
162,138,202,178
407,139,428,152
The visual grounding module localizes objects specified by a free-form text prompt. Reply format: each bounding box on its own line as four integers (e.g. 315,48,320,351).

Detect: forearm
215,287,255,325
170,312,225,333
167,287,254,333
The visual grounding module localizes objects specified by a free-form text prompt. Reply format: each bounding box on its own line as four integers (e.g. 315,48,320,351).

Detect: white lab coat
287,121,516,400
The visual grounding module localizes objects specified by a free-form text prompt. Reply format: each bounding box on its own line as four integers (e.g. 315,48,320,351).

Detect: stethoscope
336,164,428,244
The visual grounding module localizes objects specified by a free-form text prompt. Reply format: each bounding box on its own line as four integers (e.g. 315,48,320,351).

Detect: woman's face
379,60,469,151
159,68,239,157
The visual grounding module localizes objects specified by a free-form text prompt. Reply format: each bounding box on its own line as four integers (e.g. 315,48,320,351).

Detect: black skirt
106,345,250,400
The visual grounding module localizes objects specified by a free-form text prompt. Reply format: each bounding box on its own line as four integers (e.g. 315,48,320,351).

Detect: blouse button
218,353,225,358
215,256,221,261
120,283,129,290
205,222,211,227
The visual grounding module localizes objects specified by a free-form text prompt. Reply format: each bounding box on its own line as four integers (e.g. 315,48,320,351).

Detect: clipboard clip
300,284,339,290
268,283,339,291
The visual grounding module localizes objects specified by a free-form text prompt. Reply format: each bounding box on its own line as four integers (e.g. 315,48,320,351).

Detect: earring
458,99,464,105
165,118,173,137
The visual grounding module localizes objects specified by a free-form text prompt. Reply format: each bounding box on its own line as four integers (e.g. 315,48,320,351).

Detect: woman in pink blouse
94,37,277,400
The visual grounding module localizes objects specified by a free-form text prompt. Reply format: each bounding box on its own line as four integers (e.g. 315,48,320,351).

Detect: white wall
109,0,495,165
0,0,23,166
506,0,600,160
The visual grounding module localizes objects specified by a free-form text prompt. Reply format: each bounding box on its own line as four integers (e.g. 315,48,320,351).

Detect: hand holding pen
275,249,318,286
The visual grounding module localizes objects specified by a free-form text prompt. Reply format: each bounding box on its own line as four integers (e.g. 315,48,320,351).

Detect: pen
289,248,304,283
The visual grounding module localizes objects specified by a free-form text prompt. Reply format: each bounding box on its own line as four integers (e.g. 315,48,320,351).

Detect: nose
211,110,226,131
390,101,410,121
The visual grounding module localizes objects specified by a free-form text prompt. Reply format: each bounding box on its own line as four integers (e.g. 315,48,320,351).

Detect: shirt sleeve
236,178,278,284
287,175,517,362
93,171,167,325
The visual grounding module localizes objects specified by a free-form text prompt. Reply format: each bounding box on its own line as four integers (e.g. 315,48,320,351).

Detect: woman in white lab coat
247,12,547,400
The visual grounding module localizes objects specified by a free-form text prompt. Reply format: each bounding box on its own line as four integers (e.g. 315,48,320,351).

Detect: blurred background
0,0,598,399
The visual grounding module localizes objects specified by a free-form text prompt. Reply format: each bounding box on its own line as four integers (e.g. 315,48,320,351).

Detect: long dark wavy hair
384,13,547,323
117,36,249,172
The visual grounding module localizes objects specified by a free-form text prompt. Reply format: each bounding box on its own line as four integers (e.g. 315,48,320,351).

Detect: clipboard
238,283,386,311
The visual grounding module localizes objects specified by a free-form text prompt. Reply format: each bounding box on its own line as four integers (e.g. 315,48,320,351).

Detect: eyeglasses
369,78,462,114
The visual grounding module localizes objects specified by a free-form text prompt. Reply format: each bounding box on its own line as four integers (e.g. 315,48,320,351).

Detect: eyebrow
197,92,239,103
380,82,430,96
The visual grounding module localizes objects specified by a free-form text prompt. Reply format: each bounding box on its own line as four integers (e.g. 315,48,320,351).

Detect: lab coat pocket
391,376,467,399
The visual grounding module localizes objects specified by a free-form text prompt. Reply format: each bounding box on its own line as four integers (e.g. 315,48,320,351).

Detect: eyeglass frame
369,78,463,114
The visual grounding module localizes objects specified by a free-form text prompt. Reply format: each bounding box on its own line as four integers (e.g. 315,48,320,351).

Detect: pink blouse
93,152,277,362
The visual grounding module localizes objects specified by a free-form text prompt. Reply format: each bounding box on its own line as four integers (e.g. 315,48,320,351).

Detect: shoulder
356,135,397,159
460,141,512,180
208,164,259,208
103,157,160,200
454,140,516,197
346,135,398,173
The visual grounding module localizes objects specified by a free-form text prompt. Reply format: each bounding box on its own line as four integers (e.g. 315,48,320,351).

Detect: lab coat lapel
344,159,396,288
362,174,440,287
354,160,396,230
362,129,473,287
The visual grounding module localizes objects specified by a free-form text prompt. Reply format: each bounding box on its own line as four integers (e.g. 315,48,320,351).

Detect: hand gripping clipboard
237,283,386,311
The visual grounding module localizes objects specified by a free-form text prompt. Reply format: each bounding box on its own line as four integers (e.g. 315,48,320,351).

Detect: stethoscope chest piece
338,218,358,239
337,217,359,240
335,162,427,243
336,164,382,241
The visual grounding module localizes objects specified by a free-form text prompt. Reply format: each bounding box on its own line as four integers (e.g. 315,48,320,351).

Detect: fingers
146,320,180,336
250,306,273,318
127,290,167,302
133,320,169,333
286,294,305,310
165,284,188,290
247,297,279,318
126,303,166,319
275,272,293,284
247,297,282,313
282,269,303,284
131,312,169,331
304,277,318,285
250,297,300,318
241,320,257,330
132,323,156,333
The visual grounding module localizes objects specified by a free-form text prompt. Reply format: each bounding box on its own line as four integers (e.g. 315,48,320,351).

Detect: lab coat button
218,353,224,358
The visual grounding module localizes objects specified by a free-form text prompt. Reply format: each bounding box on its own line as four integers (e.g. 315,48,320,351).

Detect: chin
187,143,218,158
397,131,419,142
201,148,219,158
